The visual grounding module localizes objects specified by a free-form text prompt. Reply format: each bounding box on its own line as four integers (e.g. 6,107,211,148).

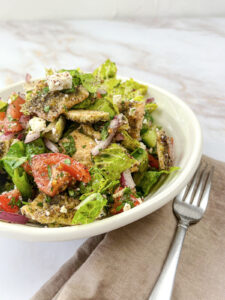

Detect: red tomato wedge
22,161,33,176
148,154,159,169
0,112,6,130
0,190,21,213
4,95,25,133
31,153,91,197
0,112,5,121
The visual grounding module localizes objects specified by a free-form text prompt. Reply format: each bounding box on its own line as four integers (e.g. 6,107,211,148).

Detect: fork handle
148,221,188,300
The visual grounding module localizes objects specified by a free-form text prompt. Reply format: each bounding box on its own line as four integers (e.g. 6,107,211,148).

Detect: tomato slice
0,112,6,130
31,153,91,197
22,161,33,176
4,95,25,133
0,190,21,213
0,112,5,121
148,154,159,169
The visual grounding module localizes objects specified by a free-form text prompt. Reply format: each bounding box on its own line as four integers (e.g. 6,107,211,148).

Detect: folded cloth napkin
31,156,225,300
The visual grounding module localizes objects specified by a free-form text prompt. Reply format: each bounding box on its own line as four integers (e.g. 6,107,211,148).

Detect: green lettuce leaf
89,98,115,119
121,130,140,151
138,167,179,196
25,138,46,160
12,168,32,198
93,143,138,180
1,141,27,177
80,167,119,200
93,59,117,80
72,193,107,225
79,73,98,93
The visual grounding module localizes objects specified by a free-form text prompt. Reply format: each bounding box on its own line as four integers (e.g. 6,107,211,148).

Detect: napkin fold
31,156,225,300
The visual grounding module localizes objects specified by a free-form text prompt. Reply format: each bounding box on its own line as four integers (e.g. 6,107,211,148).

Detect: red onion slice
0,211,28,224
44,138,59,153
120,169,136,189
0,133,14,141
91,114,124,156
19,115,30,129
146,97,155,104
25,73,32,83
24,131,40,144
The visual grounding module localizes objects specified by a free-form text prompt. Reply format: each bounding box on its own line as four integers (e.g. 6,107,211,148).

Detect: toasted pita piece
21,193,80,226
21,86,89,122
126,101,145,140
156,129,173,170
60,130,96,168
78,124,101,140
64,110,110,123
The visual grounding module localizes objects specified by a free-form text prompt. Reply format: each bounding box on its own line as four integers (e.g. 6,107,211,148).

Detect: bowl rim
0,79,202,241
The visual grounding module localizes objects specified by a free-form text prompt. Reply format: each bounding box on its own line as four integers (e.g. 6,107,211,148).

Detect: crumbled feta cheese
143,119,148,125
47,72,72,92
60,205,67,214
29,117,46,132
123,203,131,212
149,147,153,153
8,99,12,104
140,142,146,150
45,210,50,216
52,128,56,135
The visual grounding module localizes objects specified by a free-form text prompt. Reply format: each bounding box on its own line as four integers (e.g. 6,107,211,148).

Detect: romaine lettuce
93,59,117,80
138,167,179,196
93,143,138,180
72,193,107,225
89,98,115,119
1,141,27,177
12,168,32,198
80,167,119,199
25,138,46,159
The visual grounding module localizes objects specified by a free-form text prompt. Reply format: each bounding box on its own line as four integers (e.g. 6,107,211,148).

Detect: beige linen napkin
32,156,225,300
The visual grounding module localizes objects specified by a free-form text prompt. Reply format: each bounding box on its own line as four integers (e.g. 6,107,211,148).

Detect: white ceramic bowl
0,79,202,241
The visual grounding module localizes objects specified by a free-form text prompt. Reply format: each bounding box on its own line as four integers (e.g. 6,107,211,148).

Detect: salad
0,60,177,226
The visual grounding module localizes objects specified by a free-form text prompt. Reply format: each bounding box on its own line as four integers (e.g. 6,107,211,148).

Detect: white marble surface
0,18,224,300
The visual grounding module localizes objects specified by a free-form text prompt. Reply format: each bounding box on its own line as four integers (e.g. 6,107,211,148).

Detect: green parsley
64,159,71,165
45,195,51,203
47,165,52,179
42,87,49,94
44,105,50,113
82,145,86,149
62,135,76,156
37,202,43,207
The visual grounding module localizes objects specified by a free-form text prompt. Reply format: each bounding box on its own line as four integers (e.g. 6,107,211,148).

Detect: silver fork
149,162,214,300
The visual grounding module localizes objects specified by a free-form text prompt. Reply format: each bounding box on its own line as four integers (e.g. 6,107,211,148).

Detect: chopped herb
64,159,71,165
42,87,49,94
63,105,68,112
44,105,50,113
37,202,43,207
101,122,110,140
47,165,52,179
9,196,22,208
116,203,123,212
60,172,64,178
7,115,14,122
68,189,75,197
82,145,86,149
45,195,51,203
62,135,76,156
